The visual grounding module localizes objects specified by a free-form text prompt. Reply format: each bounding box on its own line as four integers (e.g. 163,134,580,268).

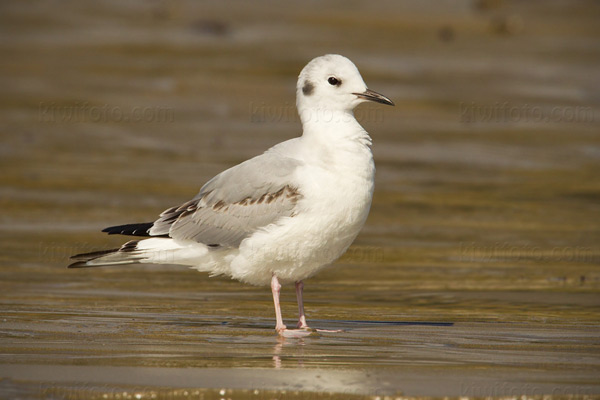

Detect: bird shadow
307,319,454,333
319,319,454,327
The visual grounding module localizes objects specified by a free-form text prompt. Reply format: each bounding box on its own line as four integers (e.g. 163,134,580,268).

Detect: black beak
353,88,395,106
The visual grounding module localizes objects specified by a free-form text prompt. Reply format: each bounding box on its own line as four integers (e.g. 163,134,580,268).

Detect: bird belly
230,165,374,286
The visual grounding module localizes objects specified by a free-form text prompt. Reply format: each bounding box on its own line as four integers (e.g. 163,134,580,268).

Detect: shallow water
1,0,599,398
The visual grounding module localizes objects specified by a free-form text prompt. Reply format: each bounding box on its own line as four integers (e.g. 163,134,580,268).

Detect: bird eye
327,76,341,86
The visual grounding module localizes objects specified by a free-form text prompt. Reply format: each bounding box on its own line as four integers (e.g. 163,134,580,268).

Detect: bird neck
299,107,370,144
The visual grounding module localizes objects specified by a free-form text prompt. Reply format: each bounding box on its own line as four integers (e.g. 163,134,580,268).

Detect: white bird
69,54,394,337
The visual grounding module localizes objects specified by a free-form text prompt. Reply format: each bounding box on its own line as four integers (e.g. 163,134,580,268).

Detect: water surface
0,1,599,398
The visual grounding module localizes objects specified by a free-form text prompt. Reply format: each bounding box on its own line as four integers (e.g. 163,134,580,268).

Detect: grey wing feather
149,151,303,247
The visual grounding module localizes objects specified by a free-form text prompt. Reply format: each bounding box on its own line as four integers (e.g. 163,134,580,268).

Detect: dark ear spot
302,80,314,96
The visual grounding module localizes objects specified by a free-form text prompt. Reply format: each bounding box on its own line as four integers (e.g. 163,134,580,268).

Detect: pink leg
295,281,309,329
271,274,286,332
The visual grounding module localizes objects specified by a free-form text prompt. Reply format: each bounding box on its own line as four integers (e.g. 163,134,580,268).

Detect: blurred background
0,0,599,398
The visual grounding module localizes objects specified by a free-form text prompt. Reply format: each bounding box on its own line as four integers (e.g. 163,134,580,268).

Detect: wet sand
1,0,599,398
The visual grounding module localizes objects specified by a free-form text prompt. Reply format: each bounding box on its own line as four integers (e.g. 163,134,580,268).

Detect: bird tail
68,240,145,268
68,238,209,269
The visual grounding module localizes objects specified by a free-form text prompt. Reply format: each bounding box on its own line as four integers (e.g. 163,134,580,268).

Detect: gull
69,54,394,337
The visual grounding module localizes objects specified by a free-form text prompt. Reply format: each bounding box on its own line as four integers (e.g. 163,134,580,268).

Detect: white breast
231,135,375,286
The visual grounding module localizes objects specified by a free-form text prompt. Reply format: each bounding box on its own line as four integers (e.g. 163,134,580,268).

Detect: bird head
296,54,394,115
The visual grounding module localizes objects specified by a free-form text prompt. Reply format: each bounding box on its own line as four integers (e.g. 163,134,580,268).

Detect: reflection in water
273,335,307,369
273,336,284,369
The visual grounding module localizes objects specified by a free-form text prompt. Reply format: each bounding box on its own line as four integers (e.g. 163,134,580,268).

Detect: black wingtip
102,222,155,236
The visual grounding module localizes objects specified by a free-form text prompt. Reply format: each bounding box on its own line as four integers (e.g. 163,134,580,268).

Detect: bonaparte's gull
69,54,394,337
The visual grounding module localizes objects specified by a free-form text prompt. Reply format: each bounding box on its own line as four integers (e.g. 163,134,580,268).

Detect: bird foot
277,326,315,338
276,326,343,337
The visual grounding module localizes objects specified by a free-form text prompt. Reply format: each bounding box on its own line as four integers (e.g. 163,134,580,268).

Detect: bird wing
149,151,304,247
